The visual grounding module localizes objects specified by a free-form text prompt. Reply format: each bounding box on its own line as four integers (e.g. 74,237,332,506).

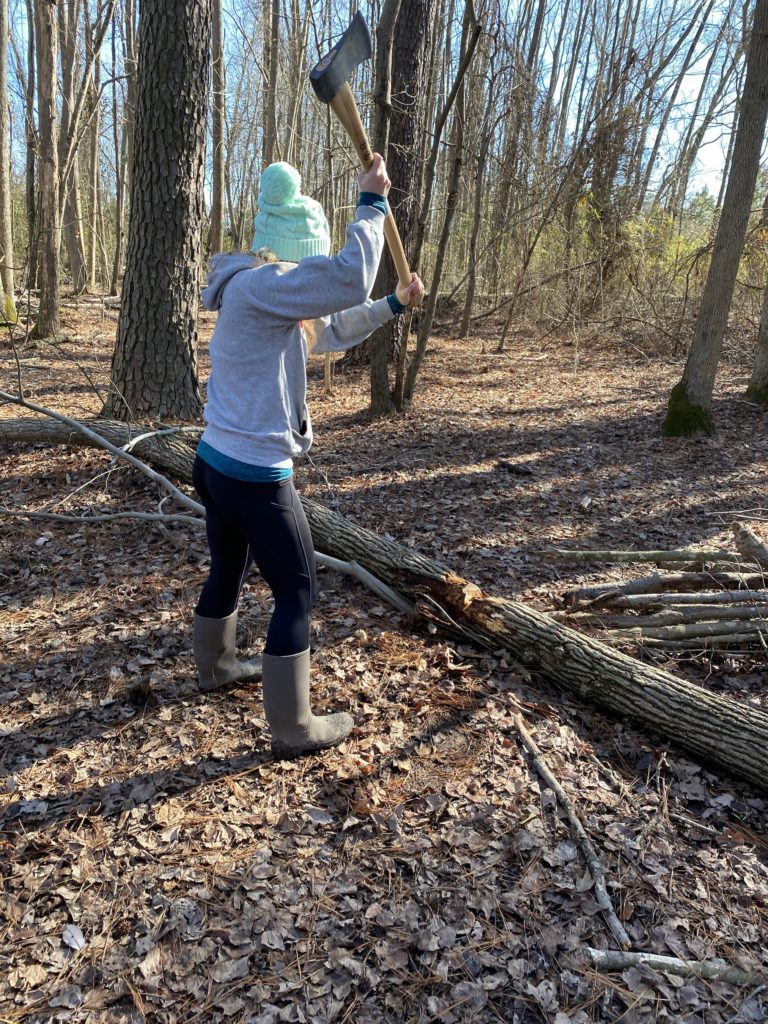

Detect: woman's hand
395,272,425,308
358,154,391,197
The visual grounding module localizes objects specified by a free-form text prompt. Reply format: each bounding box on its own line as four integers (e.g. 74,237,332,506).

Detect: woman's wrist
387,292,408,315
357,192,389,216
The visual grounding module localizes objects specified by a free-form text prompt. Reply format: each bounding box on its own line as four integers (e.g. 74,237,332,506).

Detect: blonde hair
252,246,317,349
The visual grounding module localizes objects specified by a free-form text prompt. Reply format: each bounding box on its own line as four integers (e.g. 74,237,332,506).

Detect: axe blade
310,11,372,104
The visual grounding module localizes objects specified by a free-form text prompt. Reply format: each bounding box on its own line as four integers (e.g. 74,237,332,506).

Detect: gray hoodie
200,205,394,469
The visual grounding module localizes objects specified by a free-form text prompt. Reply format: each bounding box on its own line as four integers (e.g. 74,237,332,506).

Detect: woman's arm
311,297,395,353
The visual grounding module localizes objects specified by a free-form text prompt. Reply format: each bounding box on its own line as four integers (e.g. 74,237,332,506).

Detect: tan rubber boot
262,649,353,758
193,611,262,692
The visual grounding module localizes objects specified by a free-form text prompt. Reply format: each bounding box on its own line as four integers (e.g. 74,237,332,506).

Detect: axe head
310,11,372,104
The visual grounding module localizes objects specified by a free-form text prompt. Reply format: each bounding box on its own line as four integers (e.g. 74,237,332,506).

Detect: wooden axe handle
329,82,413,291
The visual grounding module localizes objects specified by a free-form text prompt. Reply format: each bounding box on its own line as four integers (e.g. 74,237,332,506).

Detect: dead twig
316,552,416,617
585,947,765,986
1,507,203,527
514,715,631,949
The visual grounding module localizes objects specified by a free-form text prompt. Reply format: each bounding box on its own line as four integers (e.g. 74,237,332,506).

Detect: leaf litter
1,305,767,1022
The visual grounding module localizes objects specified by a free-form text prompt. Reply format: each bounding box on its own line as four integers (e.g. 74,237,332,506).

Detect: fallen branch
639,633,767,650
546,548,743,566
585,947,765,986
566,572,768,606
607,619,767,641
515,715,631,949
316,553,416,617
1,507,204,527
598,590,768,609
4,414,768,792
0,392,204,516
560,605,768,627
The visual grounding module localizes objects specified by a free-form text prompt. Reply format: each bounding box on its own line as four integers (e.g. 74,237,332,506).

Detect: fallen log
3,415,768,793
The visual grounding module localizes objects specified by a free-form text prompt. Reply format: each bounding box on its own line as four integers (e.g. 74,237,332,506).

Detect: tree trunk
745,261,768,403
401,1,479,405
3,414,768,795
460,60,497,339
102,0,211,421
207,0,225,254
31,0,60,340
110,0,137,296
663,0,768,437
372,0,402,155
0,0,15,319
262,0,280,167
368,0,436,417
85,11,101,291
24,0,38,291
58,0,87,295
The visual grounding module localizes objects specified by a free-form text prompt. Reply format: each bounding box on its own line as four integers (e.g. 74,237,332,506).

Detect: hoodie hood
201,253,260,311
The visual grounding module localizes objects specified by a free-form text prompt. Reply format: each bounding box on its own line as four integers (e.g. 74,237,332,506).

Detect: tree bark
85,11,101,290
663,0,768,436
31,0,60,340
102,0,211,421
207,0,225,254
3,415,768,794
745,249,768,403
262,0,280,167
24,0,38,291
109,0,137,296
368,0,436,417
372,0,402,156
58,0,87,295
0,0,14,319
400,2,480,405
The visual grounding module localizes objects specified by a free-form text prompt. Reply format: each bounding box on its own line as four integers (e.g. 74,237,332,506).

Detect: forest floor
1,296,767,1024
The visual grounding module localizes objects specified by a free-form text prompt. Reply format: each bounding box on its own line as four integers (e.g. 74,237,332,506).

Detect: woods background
3,4,768,1021
3,0,768,418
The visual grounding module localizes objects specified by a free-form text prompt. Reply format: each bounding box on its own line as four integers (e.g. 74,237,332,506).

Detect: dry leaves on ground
1,301,767,1022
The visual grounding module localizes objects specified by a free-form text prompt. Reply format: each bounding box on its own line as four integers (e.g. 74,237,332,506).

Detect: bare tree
208,0,225,253
369,0,437,416
58,0,87,294
110,0,138,295
0,0,15,320
22,0,38,290
399,0,480,407
262,0,280,166
663,0,768,436
103,0,212,420
31,0,60,341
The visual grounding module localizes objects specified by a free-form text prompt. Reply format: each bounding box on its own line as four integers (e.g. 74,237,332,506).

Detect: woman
192,155,424,758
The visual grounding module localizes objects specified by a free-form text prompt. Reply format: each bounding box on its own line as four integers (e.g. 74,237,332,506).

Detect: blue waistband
197,441,294,482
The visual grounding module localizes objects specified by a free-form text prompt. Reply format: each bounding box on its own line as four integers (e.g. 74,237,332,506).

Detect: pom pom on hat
258,163,301,207
251,162,331,262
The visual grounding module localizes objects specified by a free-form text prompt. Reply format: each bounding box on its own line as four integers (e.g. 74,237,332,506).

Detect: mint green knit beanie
251,162,331,262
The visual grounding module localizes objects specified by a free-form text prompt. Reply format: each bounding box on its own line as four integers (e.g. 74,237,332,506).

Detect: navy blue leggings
192,456,316,656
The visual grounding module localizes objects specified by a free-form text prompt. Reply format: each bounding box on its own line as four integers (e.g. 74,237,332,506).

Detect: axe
310,12,414,295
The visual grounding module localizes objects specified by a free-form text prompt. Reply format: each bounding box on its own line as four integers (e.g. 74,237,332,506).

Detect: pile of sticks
550,524,768,653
